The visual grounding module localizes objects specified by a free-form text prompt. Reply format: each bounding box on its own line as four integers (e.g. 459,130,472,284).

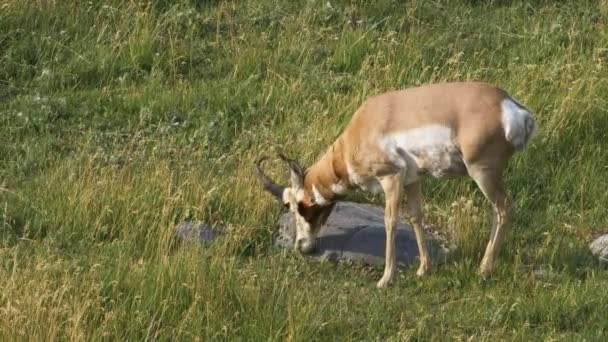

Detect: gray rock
589,234,608,263
533,268,559,281
275,201,453,268
176,221,220,243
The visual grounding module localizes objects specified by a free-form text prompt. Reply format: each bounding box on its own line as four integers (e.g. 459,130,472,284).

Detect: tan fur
284,81,534,287
303,82,517,198
341,82,513,178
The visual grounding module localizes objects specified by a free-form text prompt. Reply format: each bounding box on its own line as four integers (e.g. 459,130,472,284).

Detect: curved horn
254,156,286,200
279,153,304,189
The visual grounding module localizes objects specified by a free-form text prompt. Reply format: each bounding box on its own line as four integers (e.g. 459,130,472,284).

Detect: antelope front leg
377,174,403,288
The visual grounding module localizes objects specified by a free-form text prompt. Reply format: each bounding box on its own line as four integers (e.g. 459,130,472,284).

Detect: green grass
1,0,608,340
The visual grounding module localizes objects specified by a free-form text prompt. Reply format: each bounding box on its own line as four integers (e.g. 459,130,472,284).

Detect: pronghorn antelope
255,81,536,288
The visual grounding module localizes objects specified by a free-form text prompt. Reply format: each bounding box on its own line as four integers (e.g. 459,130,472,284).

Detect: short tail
501,96,537,151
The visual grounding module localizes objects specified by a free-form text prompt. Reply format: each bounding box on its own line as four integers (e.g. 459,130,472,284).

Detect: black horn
254,156,286,200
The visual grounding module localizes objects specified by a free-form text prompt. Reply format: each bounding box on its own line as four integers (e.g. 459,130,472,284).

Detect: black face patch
297,202,336,232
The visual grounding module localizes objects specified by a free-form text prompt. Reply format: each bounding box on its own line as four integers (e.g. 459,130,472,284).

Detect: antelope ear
289,167,304,190
279,154,304,190
282,187,294,207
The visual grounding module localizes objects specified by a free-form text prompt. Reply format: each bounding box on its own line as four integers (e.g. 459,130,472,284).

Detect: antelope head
254,154,335,254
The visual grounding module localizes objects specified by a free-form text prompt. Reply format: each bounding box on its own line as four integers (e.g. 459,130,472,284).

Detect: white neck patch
312,185,329,206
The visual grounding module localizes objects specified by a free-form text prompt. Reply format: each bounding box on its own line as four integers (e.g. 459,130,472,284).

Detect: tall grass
1,0,608,339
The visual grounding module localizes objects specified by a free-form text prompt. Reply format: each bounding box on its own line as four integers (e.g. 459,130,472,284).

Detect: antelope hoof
376,276,392,288
479,268,492,279
416,264,431,277
478,262,493,279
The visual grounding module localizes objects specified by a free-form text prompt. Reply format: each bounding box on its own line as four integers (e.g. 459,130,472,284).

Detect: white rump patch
501,97,537,150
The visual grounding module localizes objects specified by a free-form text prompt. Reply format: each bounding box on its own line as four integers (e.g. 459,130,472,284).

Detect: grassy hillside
1,0,607,339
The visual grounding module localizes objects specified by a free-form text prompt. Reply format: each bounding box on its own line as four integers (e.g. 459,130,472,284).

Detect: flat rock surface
275,201,452,268
175,221,220,243
589,234,608,263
